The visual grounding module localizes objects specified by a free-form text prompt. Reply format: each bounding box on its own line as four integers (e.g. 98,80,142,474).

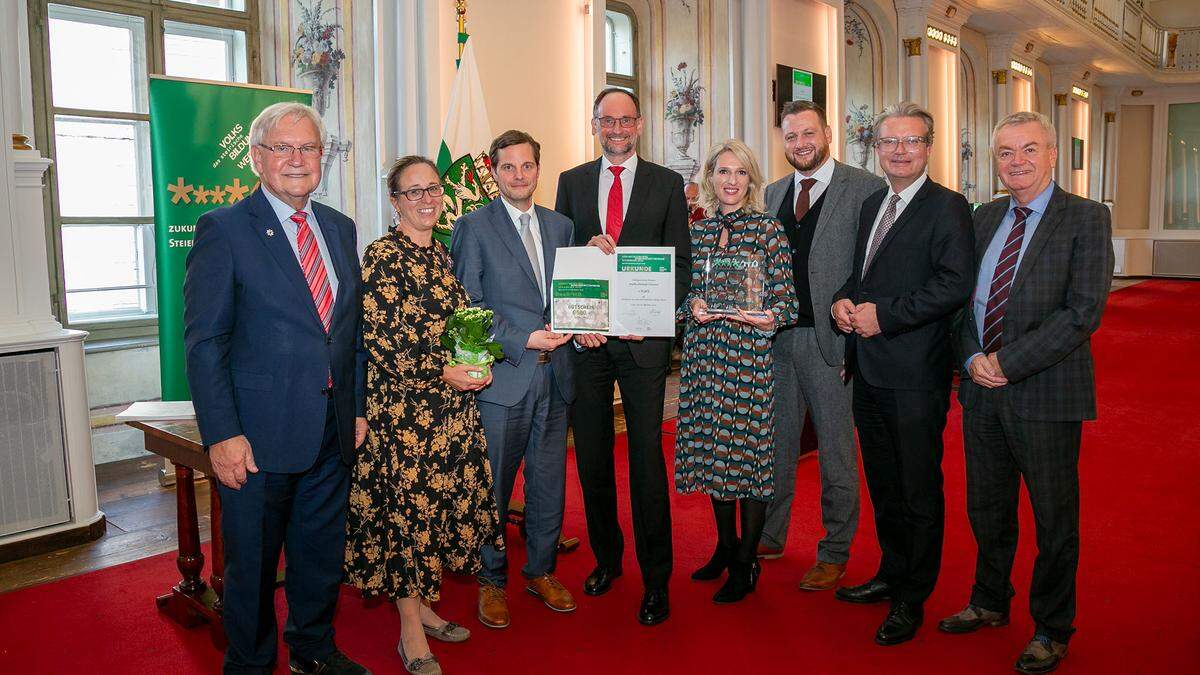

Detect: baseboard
0,516,107,564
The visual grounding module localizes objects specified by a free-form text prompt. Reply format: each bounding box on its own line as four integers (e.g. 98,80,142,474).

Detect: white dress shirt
501,197,546,304
793,155,835,207
861,172,928,275
598,154,638,234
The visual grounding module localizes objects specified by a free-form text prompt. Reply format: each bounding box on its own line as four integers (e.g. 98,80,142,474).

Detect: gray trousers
477,363,569,586
762,326,859,563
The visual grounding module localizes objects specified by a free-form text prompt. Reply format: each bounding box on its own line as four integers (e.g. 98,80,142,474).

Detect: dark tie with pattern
794,178,817,222
981,206,1032,353
863,194,901,273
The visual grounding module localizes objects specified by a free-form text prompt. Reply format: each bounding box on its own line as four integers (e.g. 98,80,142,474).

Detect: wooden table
126,420,225,644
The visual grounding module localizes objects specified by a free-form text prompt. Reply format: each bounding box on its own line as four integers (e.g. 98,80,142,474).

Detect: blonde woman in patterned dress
675,140,799,604
345,156,503,675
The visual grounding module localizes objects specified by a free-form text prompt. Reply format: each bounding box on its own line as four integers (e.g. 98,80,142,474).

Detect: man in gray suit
451,130,577,630
939,111,1113,674
760,101,885,590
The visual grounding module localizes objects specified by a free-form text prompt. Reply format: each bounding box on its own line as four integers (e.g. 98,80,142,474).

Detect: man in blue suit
451,130,577,630
184,102,368,675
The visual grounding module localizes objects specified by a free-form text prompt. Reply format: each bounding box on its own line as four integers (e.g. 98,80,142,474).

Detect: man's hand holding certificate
550,240,676,338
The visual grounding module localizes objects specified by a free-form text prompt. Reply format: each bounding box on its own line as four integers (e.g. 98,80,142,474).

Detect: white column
894,0,932,104
0,1,102,545
736,0,770,168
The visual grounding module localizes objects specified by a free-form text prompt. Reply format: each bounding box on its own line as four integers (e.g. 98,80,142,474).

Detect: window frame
604,2,638,97
28,0,261,340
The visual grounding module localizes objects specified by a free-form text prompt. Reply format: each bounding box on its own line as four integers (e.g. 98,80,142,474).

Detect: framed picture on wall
774,64,827,126
1071,137,1084,170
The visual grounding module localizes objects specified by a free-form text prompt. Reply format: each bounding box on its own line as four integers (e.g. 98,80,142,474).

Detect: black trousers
571,340,673,590
853,380,949,605
963,386,1081,644
217,400,349,674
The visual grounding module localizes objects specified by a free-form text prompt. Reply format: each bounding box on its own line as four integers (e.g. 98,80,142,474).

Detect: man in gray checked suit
451,130,577,630
939,111,1114,675
760,100,885,590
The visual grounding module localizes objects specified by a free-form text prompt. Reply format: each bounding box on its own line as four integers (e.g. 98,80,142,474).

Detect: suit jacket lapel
1010,186,1067,296
766,175,790,217
863,178,935,282
811,162,848,249
622,159,655,242
490,200,541,293
535,205,559,304
581,159,603,238
854,190,884,281
246,189,324,327
976,200,1007,261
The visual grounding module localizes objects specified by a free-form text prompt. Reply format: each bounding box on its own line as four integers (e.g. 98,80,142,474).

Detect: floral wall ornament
960,127,976,198
845,104,876,170
291,0,345,116
845,15,868,59
665,62,706,179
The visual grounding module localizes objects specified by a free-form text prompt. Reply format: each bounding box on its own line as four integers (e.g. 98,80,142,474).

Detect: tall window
605,3,637,96
30,0,258,335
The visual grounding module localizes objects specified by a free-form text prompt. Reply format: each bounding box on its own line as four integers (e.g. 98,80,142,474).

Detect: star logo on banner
225,178,250,203
208,185,226,204
167,177,194,204
193,185,210,205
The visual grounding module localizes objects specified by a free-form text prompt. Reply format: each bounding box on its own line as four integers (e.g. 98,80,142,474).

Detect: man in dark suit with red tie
831,102,974,646
184,103,368,675
554,88,690,626
939,111,1114,675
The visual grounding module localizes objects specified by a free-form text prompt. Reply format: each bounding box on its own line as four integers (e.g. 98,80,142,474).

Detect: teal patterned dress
674,209,799,500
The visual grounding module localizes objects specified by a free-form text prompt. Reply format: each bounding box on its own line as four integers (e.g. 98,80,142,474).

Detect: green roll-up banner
149,76,311,402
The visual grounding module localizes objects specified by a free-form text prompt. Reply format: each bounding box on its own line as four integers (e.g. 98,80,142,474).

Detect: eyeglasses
393,184,445,201
257,143,323,158
594,116,640,129
874,136,930,151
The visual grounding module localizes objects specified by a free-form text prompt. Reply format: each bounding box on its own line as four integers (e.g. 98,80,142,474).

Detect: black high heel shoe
712,559,761,603
691,540,738,581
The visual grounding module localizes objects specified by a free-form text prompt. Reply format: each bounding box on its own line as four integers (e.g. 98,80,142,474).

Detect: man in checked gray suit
759,100,885,590
939,111,1113,674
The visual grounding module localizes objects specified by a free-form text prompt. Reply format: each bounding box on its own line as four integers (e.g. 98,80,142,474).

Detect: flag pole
456,0,468,67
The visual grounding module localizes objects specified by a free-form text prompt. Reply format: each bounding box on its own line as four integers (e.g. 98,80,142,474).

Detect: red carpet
2,280,1198,674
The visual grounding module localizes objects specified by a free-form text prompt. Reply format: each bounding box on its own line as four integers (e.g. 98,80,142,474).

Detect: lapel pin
266,228,275,237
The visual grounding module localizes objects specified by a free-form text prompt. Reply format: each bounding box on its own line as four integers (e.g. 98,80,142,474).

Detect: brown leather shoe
477,584,509,629
525,574,577,613
797,561,846,591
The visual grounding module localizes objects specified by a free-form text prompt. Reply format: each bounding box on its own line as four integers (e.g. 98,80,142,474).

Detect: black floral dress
674,209,798,500
345,229,502,602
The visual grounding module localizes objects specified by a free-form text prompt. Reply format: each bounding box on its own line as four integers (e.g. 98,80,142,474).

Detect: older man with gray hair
831,101,974,646
939,110,1113,675
184,101,369,674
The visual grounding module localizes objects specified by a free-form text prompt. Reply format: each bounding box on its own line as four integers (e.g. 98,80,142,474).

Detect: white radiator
0,349,71,537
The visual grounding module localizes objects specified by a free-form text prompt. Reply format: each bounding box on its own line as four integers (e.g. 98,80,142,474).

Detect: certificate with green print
551,246,675,336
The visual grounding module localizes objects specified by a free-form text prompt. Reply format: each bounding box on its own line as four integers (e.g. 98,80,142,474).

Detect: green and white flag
435,36,497,242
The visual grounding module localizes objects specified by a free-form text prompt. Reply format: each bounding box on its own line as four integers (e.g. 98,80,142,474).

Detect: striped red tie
291,211,334,333
980,206,1031,353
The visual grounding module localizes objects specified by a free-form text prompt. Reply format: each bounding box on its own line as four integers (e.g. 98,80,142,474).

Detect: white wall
767,0,841,181
432,0,595,207
84,347,161,408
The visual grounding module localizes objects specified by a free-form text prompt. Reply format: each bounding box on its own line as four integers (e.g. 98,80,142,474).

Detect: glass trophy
704,251,767,316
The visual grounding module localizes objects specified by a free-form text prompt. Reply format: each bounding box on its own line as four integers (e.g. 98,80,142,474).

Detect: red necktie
794,178,816,222
606,165,625,243
291,211,334,332
980,207,1031,353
